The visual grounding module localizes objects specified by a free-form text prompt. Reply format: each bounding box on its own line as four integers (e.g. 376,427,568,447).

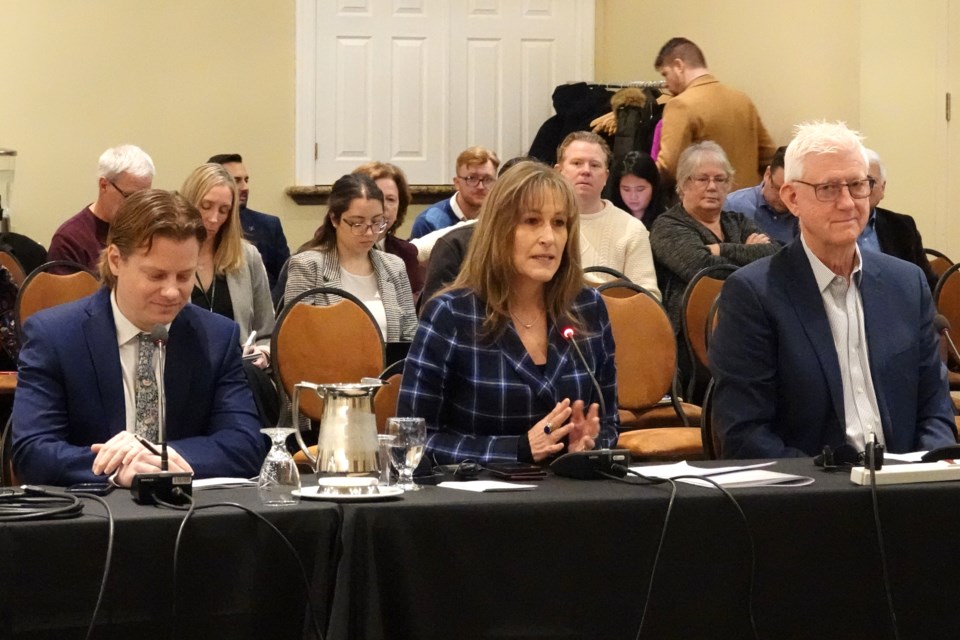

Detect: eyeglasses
458,175,496,188
109,179,134,199
345,218,388,236
689,175,730,187
794,178,875,202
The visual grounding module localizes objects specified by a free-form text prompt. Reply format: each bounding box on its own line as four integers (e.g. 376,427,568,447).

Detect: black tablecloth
2,459,958,640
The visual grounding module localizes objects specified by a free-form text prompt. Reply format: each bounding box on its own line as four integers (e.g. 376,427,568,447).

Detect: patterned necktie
135,333,159,442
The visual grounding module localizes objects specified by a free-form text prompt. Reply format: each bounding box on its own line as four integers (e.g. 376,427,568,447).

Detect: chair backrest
926,248,953,280
15,261,100,342
601,283,677,409
700,378,721,459
681,265,737,372
0,251,26,287
584,265,628,287
374,373,403,434
271,286,385,421
935,263,960,367
595,279,647,299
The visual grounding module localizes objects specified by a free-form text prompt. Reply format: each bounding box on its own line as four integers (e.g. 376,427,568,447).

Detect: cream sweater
580,200,661,300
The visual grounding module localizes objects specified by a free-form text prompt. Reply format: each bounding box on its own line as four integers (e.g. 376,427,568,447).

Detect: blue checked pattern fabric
135,333,159,442
397,287,620,464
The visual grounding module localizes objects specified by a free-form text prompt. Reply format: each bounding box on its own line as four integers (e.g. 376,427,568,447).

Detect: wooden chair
0,251,26,287
680,264,737,402
595,279,642,299
934,263,960,391
15,261,100,343
926,248,953,281
699,296,724,459
600,282,704,460
271,287,385,464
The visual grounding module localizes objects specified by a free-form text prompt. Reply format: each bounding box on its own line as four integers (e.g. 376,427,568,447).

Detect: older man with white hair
710,121,955,459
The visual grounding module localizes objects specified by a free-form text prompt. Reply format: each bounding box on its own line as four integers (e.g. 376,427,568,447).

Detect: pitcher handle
292,382,321,467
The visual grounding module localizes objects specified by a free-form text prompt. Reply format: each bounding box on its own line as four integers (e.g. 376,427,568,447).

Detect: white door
299,0,595,185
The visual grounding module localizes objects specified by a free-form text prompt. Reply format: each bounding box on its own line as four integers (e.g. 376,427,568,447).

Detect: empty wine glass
258,427,301,506
377,433,397,486
385,417,426,491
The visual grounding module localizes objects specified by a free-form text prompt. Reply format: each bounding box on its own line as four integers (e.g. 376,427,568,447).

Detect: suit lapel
500,325,561,407
83,289,126,436
858,258,893,436
780,242,846,425
163,311,200,440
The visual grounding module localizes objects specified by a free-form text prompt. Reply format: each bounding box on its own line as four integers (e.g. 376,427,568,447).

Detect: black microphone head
934,313,951,335
150,324,169,346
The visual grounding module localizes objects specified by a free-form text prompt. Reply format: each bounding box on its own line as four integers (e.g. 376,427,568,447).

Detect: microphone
934,314,960,365
149,324,169,472
561,326,607,419
131,324,193,505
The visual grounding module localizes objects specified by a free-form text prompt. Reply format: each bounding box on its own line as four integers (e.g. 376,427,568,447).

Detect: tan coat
656,74,775,188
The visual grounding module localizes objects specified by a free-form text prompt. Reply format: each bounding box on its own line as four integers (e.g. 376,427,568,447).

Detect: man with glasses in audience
859,148,938,290
724,146,798,245
710,121,956,459
49,144,155,271
408,146,499,239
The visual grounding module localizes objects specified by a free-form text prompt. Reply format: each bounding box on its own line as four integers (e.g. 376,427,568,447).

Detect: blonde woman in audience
284,173,416,342
180,163,274,367
352,162,424,298
398,161,618,464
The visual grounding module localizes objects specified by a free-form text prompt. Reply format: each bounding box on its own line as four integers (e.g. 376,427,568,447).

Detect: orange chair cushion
617,427,704,459
618,402,703,430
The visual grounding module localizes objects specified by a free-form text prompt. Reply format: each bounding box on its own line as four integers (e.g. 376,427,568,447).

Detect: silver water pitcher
292,380,385,478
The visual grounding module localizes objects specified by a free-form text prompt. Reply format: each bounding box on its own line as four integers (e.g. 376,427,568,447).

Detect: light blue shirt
724,184,797,245
856,209,881,254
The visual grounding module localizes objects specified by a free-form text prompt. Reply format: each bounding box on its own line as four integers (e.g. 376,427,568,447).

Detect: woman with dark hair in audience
284,173,417,342
352,162,424,298
610,150,664,229
651,140,779,327
398,161,619,464
181,163,274,367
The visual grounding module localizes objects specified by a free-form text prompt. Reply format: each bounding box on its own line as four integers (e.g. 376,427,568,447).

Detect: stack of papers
628,461,814,488
437,480,538,492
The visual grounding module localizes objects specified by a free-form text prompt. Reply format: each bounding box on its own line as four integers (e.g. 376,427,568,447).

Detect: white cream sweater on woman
579,200,661,300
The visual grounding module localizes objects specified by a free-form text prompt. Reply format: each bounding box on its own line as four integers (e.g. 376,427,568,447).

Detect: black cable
868,449,900,640
604,467,759,640
168,488,326,640
0,485,83,521
65,491,116,640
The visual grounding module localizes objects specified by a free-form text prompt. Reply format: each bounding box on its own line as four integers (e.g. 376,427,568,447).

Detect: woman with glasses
398,161,619,465
351,162,424,298
650,141,779,329
284,173,417,342
181,163,275,367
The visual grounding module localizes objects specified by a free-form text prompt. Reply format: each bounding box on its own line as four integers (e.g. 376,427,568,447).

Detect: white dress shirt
110,290,168,435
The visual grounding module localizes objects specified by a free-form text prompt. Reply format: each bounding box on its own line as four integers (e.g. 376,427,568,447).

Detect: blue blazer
709,240,956,458
239,206,290,289
398,287,620,464
12,288,267,485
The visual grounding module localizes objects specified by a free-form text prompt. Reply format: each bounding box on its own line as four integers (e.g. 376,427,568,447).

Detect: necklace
510,309,542,329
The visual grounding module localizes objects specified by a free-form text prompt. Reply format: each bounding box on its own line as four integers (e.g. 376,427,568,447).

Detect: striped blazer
398,287,620,464
284,247,417,342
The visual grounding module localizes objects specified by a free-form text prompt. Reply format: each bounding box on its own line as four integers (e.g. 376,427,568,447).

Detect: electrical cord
603,466,759,640
166,488,326,640
867,446,900,640
0,487,115,640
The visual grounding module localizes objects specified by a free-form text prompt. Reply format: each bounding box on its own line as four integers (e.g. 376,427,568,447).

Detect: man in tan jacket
654,37,775,189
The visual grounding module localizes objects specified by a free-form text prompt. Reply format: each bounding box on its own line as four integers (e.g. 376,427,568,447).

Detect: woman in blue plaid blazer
398,161,619,464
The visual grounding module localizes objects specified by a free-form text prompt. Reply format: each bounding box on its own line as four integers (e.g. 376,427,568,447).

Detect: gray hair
864,148,887,183
784,121,868,183
98,144,155,181
675,141,734,195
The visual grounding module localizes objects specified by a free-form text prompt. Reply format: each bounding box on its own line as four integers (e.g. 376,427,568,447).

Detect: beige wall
1,1,954,256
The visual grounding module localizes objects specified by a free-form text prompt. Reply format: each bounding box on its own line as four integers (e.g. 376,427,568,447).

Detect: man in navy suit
209,153,290,288
710,121,956,459
12,190,266,486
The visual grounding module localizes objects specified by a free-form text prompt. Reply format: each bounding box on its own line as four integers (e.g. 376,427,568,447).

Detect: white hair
784,121,868,182
675,140,735,195
864,148,887,182
98,144,155,181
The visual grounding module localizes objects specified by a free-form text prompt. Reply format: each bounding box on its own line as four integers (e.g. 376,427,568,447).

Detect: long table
3,459,958,639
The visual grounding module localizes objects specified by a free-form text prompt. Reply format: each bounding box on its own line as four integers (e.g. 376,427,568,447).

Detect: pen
133,433,162,456
243,330,257,348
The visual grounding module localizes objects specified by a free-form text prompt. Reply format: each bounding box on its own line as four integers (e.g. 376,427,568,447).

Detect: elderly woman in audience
398,161,619,465
181,163,274,367
610,150,664,229
352,162,424,298
284,173,416,342
650,141,779,329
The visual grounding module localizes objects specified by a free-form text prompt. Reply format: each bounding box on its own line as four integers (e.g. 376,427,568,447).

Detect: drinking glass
258,427,301,506
385,418,426,491
377,434,397,486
